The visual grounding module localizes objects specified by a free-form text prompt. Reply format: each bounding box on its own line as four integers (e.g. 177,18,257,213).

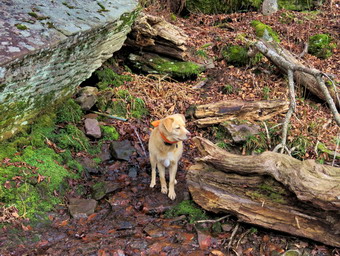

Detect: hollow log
187,136,340,247
253,40,339,108
126,13,187,60
193,100,289,127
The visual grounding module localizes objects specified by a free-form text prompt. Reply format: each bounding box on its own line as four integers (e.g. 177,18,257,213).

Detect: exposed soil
1,2,340,256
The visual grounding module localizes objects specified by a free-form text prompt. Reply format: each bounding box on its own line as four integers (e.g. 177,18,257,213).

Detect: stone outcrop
0,0,138,141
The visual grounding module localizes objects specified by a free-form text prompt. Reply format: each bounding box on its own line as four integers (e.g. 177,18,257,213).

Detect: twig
279,69,296,154
134,128,147,157
262,121,271,148
227,223,240,250
298,42,309,58
92,111,127,121
195,215,230,224
236,229,252,250
332,133,340,166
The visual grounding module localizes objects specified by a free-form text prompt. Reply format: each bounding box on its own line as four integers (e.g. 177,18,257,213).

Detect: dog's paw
168,190,176,200
150,180,156,188
161,185,168,194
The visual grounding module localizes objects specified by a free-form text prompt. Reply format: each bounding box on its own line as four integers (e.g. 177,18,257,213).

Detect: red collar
160,132,178,144
151,120,178,144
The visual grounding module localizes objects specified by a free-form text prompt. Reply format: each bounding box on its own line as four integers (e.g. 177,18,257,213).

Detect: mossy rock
101,125,119,141
165,200,207,223
308,34,335,59
56,98,83,124
251,20,280,42
129,53,204,80
186,0,262,14
222,45,249,66
55,124,90,152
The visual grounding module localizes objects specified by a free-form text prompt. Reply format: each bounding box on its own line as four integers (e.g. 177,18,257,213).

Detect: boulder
110,140,136,161
68,198,97,219
262,0,278,15
0,0,138,141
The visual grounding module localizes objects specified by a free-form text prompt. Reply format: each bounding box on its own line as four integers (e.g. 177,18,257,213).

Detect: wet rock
77,156,100,175
98,142,112,162
222,123,261,143
84,118,102,139
0,0,138,141
91,181,121,200
68,198,97,218
75,86,98,111
128,167,138,179
110,140,136,161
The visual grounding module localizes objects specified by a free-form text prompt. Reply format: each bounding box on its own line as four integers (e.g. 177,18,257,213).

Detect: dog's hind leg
149,154,157,188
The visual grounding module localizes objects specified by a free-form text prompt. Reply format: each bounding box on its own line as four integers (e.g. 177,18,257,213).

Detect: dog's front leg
157,164,167,194
149,154,157,188
168,164,178,200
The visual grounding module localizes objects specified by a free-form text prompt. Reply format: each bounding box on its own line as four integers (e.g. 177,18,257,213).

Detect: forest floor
0,3,339,256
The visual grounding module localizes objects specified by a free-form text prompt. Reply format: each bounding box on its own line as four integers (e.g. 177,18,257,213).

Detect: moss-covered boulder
251,20,280,42
128,53,204,80
222,45,249,66
186,0,262,14
308,34,335,59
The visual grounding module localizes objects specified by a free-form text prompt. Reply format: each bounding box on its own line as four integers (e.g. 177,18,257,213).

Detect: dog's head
160,114,191,142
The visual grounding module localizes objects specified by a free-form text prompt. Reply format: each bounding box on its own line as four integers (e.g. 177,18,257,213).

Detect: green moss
62,2,75,9
308,34,335,59
15,24,28,30
0,146,77,219
95,68,132,89
278,0,315,11
101,125,119,140
56,98,83,124
222,45,249,66
165,200,207,223
186,0,261,14
55,124,90,152
251,20,280,42
28,12,39,18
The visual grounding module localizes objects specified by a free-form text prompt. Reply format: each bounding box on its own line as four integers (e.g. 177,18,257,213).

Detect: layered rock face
0,0,138,140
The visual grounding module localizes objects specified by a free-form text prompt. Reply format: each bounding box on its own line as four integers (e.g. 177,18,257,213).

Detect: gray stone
0,0,138,141
75,86,99,111
128,167,138,179
84,118,101,139
262,0,278,15
223,123,261,143
92,181,121,200
68,198,97,218
110,140,135,161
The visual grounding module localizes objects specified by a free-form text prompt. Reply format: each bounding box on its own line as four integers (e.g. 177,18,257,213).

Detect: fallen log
187,136,340,247
253,40,339,109
193,100,289,127
126,13,188,60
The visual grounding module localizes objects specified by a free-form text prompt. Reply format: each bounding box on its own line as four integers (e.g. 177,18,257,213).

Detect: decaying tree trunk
125,12,188,60
187,136,340,247
193,100,289,127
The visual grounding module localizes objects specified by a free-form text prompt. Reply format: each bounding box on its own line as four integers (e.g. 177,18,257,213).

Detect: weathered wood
193,100,289,127
187,136,340,247
126,13,187,60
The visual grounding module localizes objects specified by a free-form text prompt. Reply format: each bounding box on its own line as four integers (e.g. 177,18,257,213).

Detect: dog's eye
176,127,180,130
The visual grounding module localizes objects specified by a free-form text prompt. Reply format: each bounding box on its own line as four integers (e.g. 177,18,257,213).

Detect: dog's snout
186,130,191,137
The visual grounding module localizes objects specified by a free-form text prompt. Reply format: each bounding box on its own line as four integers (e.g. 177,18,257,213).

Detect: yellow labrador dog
149,114,190,200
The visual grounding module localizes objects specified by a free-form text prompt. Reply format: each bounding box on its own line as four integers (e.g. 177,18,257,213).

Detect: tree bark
193,100,289,127
187,136,340,247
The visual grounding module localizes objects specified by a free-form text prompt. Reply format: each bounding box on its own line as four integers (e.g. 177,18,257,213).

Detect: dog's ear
163,117,174,132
